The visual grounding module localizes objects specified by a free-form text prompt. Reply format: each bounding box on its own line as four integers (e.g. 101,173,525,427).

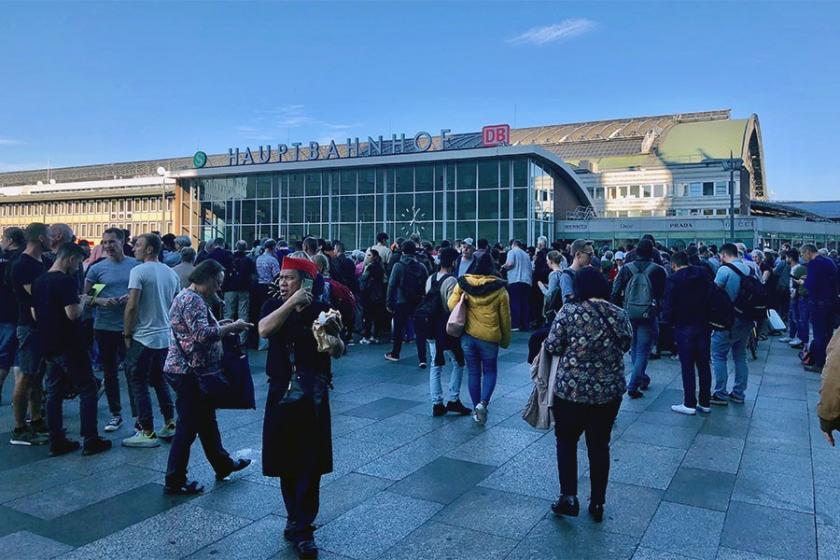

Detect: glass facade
182,157,556,249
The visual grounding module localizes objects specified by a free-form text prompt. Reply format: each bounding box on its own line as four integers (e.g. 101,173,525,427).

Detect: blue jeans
788,298,799,339
627,318,656,392
796,298,810,345
674,325,712,408
809,300,833,367
428,341,464,404
461,334,499,407
712,318,752,398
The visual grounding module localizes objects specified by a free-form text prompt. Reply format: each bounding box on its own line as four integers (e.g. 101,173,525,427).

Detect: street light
722,152,743,242
156,166,167,233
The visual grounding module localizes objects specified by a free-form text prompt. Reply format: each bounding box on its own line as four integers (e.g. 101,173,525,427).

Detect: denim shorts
16,325,42,375
0,322,17,370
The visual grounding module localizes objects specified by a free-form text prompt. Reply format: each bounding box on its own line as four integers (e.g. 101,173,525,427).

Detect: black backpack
723,263,768,321
400,260,427,305
414,273,453,335
707,283,735,331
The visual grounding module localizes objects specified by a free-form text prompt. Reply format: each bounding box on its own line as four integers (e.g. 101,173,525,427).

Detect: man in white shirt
502,239,534,332
122,234,180,448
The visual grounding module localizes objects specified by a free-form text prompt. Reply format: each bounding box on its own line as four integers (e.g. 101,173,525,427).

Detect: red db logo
482,124,510,147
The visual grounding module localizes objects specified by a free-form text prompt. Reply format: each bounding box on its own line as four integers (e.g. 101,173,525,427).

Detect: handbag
446,293,467,337
172,306,256,410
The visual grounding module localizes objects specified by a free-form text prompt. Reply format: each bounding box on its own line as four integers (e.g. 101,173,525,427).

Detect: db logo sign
482,124,510,147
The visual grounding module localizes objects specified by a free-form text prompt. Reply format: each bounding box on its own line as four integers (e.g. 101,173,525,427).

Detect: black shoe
446,400,472,416
627,390,644,399
50,438,81,457
551,495,580,517
432,403,447,417
295,540,319,559
163,480,204,495
418,362,427,369
640,381,650,391
588,503,604,522
710,393,729,406
215,458,252,480
82,437,112,456
29,418,49,435
284,525,318,542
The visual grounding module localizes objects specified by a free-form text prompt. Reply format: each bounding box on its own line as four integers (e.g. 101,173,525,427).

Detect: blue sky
1,1,838,200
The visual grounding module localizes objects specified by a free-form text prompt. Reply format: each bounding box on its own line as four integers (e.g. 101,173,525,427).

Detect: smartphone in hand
302,277,314,294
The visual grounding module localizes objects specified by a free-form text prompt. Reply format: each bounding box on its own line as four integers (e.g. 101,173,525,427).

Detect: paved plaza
0,333,837,560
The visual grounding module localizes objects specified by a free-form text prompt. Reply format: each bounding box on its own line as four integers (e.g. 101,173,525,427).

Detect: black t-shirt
11,253,49,326
0,249,22,324
32,271,84,357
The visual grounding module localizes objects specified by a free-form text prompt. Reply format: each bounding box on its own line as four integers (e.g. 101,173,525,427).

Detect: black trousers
165,373,233,487
553,397,621,505
390,302,416,358
281,472,322,542
95,330,134,417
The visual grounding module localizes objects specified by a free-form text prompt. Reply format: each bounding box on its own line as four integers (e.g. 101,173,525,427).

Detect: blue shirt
256,252,280,284
457,256,474,278
85,256,140,331
714,259,752,302
804,255,839,303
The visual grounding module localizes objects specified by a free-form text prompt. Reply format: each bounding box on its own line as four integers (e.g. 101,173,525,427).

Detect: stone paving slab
0,333,836,558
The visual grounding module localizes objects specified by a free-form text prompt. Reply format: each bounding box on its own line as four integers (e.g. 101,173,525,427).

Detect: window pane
618,186,627,198
396,194,414,222
434,165,445,192
337,224,356,250
499,160,511,188
339,196,356,222
359,170,374,194
457,162,476,190
689,182,702,197
513,189,528,218
479,190,499,220
395,166,413,193
653,184,664,197
242,199,256,224
513,159,528,187
715,181,728,196
416,165,433,191
289,198,303,222
305,173,321,197
500,189,510,219
340,170,356,195
257,176,272,198
289,174,304,197
513,220,527,244
477,221,498,244
703,182,714,196
478,160,498,189
642,185,652,198
358,196,375,222
629,185,640,198
256,199,272,225
456,191,476,220
359,223,375,249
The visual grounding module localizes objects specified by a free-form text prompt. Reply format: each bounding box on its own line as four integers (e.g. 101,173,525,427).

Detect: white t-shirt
128,261,180,349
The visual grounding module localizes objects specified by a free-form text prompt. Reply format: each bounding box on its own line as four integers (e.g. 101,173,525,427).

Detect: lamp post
722,152,743,242
156,166,167,233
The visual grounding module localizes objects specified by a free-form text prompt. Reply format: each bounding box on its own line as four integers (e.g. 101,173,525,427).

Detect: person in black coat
258,257,343,559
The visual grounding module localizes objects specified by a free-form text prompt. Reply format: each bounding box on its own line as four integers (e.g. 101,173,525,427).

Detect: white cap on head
614,251,626,260
462,238,475,247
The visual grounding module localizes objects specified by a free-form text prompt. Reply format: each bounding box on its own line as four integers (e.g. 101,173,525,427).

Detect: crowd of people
1,222,840,557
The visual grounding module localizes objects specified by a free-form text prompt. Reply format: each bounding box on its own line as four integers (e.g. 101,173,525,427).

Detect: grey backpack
624,261,655,320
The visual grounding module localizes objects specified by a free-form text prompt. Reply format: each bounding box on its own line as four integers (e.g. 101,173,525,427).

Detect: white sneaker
359,337,371,345
778,336,791,343
789,338,803,346
158,421,176,439
474,403,487,425
671,404,697,416
122,431,161,448
696,405,711,414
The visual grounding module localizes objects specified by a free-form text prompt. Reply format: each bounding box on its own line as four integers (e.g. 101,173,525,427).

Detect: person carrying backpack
709,243,764,405
223,241,256,346
611,239,666,398
385,240,428,364
416,247,470,416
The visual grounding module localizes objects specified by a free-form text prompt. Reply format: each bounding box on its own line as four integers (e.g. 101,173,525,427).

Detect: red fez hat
281,256,318,279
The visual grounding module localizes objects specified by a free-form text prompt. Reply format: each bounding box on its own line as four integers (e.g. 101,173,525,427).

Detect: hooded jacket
448,274,511,348
661,265,713,328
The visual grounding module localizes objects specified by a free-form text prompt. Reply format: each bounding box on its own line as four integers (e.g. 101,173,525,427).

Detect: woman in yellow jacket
448,251,512,425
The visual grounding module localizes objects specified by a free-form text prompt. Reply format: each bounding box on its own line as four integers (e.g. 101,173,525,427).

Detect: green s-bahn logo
193,151,207,169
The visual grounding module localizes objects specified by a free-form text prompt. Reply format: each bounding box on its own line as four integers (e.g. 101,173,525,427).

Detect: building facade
1,109,837,250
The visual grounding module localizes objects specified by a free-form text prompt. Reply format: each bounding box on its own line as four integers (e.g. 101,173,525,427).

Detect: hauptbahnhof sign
194,124,511,168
